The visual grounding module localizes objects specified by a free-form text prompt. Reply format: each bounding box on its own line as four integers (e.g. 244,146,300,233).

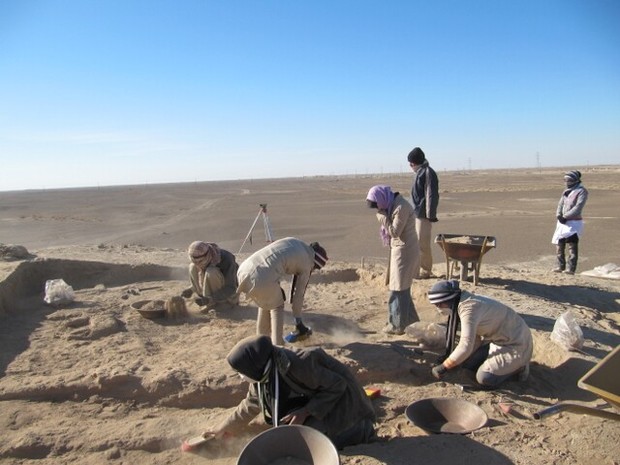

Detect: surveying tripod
238,204,274,254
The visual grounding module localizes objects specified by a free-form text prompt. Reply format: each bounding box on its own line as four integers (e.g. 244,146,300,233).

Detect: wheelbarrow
434,234,496,285
534,345,620,421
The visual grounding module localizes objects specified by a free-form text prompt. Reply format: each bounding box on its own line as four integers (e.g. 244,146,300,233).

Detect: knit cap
310,242,328,269
428,279,461,304
407,147,426,165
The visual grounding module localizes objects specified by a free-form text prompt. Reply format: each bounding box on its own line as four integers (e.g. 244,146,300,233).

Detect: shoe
517,363,530,382
552,268,564,273
563,270,575,275
284,324,313,343
382,324,404,335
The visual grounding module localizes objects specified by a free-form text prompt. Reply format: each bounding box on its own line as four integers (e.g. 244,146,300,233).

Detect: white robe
551,219,584,245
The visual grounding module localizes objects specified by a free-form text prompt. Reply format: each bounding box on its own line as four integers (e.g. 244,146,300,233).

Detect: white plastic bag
405,322,446,349
550,311,584,350
43,279,75,307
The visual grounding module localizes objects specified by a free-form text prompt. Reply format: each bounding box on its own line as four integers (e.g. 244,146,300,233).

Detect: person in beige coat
428,279,533,388
366,185,420,335
237,237,328,345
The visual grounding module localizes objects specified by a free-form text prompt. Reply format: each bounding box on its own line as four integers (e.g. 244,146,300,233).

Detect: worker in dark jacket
408,147,440,279
202,335,377,449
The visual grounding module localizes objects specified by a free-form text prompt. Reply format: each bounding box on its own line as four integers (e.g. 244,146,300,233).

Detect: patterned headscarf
366,185,396,246
564,170,581,188
188,241,222,271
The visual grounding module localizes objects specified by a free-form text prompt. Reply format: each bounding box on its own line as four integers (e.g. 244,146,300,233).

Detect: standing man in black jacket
407,147,440,279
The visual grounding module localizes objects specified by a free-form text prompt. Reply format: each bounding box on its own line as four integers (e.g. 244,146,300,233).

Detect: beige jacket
377,194,420,291
446,292,533,368
237,237,315,316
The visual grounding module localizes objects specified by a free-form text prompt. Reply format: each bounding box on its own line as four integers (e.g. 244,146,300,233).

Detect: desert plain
0,165,619,465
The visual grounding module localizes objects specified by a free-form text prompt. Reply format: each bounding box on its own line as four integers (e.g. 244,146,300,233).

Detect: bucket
236,425,340,465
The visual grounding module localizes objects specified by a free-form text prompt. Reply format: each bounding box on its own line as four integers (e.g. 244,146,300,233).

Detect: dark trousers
556,233,579,272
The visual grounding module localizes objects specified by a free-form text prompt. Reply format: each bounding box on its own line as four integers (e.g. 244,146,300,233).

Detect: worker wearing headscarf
428,280,533,388
183,241,239,307
366,185,420,335
236,237,328,345
204,335,376,449
552,170,588,274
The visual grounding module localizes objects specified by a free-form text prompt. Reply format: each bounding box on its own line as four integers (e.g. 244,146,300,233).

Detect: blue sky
1,0,618,191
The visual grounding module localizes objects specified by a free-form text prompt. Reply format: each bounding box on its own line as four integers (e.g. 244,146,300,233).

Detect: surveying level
238,203,275,254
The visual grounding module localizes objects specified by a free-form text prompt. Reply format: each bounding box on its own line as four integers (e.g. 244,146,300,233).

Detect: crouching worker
428,280,533,388
237,237,328,345
204,335,377,449
182,241,239,308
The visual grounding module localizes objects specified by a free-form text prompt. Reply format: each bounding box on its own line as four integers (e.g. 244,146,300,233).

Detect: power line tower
238,204,274,254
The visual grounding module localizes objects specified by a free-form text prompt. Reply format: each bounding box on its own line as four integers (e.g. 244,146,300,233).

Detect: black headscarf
226,335,274,383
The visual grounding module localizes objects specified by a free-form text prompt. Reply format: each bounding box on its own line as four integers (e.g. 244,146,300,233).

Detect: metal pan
406,397,488,434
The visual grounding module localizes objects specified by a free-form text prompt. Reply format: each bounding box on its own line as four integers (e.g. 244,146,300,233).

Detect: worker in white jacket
428,279,533,388
237,237,328,345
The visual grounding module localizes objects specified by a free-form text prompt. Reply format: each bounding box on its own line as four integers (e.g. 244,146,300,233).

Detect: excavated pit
0,257,419,460
0,259,395,408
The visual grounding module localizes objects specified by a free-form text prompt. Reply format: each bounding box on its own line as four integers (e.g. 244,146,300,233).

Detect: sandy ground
0,166,619,465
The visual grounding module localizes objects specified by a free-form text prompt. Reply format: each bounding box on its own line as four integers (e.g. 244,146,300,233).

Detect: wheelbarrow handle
534,401,620,421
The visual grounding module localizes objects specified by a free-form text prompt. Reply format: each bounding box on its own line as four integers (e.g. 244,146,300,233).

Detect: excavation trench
0,259,386,410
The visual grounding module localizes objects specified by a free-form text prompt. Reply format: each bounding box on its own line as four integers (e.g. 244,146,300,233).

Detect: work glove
431,363,448,380
195,296,212,307
557,215,567,224
181,288,193,298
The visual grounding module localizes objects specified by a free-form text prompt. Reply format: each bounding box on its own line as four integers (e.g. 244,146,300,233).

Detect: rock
104,446,121,460
0,244,32,261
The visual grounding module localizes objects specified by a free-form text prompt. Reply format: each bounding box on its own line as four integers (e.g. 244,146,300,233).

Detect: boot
553,243,566,272
285,322,313,342
566,242,578,274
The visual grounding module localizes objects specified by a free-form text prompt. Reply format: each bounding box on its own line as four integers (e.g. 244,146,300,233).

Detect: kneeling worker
183,241,239,308
202,335,376,449
428,280,533,388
